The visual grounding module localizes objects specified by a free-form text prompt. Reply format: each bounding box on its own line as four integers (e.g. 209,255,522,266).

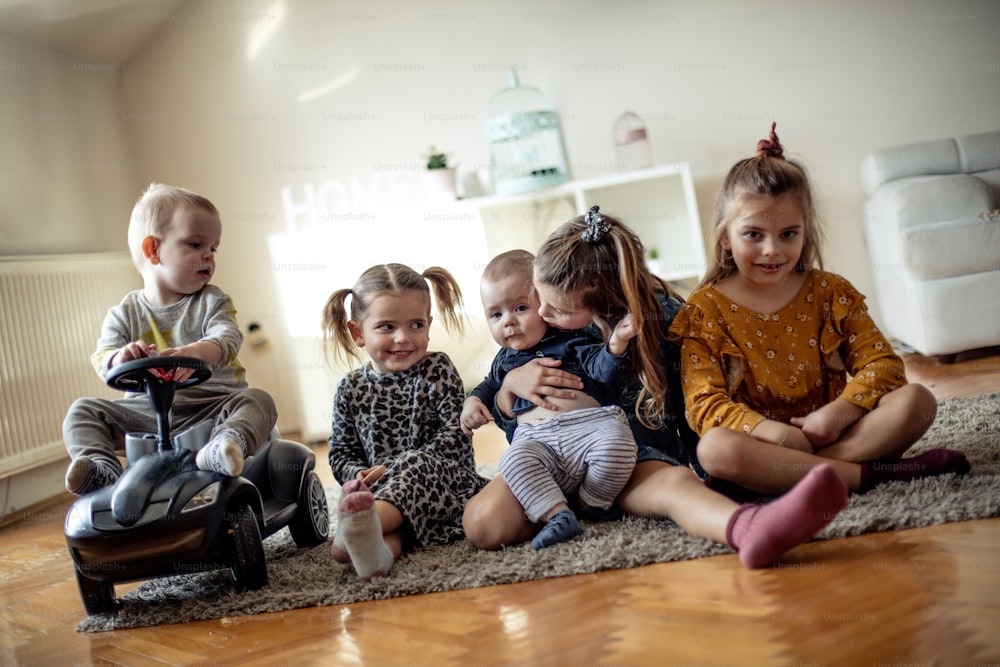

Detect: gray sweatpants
62,387,277,470
499,406,637,523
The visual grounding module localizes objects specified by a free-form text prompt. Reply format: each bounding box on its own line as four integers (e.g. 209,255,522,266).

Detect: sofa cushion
861,138,960,196
866,174,1000,280
900,216,1000,280
860,130,1000,196
957,130,1000,174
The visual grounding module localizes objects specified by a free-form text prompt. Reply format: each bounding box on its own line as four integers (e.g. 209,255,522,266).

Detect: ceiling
0,0,190,62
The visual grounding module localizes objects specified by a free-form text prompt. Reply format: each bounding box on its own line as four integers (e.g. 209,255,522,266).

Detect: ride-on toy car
65,356,330,615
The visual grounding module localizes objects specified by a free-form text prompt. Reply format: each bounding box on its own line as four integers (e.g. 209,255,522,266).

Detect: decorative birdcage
485,68,570,196
614,111,652,171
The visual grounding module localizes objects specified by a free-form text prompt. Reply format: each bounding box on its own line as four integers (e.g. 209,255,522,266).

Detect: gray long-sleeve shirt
91,285,247,395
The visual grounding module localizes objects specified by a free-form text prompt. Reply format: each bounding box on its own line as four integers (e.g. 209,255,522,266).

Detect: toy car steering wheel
106,355,211,392
107,356,212,451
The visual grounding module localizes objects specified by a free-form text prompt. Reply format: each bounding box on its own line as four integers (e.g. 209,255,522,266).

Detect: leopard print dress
328,352,487,548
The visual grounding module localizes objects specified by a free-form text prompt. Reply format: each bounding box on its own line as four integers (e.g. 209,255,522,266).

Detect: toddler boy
63,183,277,494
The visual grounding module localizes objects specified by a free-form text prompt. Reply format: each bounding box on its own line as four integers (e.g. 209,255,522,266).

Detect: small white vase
421,168,457,202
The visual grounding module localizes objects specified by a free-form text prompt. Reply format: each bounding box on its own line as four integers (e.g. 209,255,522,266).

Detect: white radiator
0,253,141,478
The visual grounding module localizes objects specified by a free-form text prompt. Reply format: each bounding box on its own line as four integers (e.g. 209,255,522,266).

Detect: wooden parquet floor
2,351,1000,666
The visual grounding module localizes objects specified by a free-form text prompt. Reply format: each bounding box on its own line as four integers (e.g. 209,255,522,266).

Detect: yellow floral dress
667,270,907,436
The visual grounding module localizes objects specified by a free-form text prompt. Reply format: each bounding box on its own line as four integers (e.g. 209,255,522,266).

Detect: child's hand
777,425,814,454
158,341,223,383
357,465,387,487
791,400,865,450
755,419,813,453
499,358,583,414
460,397,493,436
157,347,194,382
609,314,637,355
111,341,155,368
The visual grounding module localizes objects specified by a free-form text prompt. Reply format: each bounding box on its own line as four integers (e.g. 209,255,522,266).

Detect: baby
462,250,638,549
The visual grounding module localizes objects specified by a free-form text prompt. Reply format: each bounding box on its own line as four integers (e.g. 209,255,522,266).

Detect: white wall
3,0,999,436
0,32,139,254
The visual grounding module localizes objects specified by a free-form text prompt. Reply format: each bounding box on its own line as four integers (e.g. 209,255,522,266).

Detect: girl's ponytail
421,266,465,336
321,288,361,367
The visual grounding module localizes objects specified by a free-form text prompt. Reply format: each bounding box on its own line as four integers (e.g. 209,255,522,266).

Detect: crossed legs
696,384,967,495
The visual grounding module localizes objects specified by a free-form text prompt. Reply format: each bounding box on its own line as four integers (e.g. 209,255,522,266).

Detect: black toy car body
65,356,329,615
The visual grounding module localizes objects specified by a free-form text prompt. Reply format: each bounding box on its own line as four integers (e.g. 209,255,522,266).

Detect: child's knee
461,499,498,549
908,383,937,422
63,396,102,425
897,383,938,436
462,493,520,550
246,387,276,410
696,427,743,475
883,383,937,425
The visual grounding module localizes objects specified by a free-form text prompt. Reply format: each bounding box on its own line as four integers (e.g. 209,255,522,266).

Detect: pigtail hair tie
581,205,611,243
755,122,785,159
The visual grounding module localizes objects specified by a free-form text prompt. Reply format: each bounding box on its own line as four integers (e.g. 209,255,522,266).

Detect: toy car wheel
75,568,117,616
227,502,268,592
288,469,329,547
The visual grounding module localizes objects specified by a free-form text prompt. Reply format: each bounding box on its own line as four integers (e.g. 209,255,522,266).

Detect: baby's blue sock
531,509,583,550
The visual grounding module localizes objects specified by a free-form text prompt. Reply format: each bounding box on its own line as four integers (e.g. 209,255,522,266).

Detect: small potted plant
425,147,451,170
647,246,663,276
422,146,457,201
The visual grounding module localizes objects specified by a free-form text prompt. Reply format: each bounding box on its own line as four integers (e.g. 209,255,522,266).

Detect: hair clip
581,205,611,243
755,122,784,159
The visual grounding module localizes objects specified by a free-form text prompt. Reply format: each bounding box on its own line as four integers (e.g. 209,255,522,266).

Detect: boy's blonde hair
321,263,465,368
127,182,219,270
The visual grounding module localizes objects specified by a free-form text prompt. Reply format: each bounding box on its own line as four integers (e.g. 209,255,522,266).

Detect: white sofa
860,130,1000,360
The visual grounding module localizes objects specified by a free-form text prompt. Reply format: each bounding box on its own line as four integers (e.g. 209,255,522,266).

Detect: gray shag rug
77,393,1000,632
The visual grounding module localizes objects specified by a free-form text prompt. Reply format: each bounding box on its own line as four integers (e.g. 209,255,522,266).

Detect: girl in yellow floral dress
668,123,969,496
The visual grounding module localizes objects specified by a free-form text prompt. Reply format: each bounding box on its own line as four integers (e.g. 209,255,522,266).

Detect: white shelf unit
465,163,706,283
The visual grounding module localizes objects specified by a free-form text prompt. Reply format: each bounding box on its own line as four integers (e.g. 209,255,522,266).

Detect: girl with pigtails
322,263,487,581
463,206,850,569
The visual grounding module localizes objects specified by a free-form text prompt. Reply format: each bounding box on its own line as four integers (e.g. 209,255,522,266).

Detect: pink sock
727,463,848,569
861,449,970,491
